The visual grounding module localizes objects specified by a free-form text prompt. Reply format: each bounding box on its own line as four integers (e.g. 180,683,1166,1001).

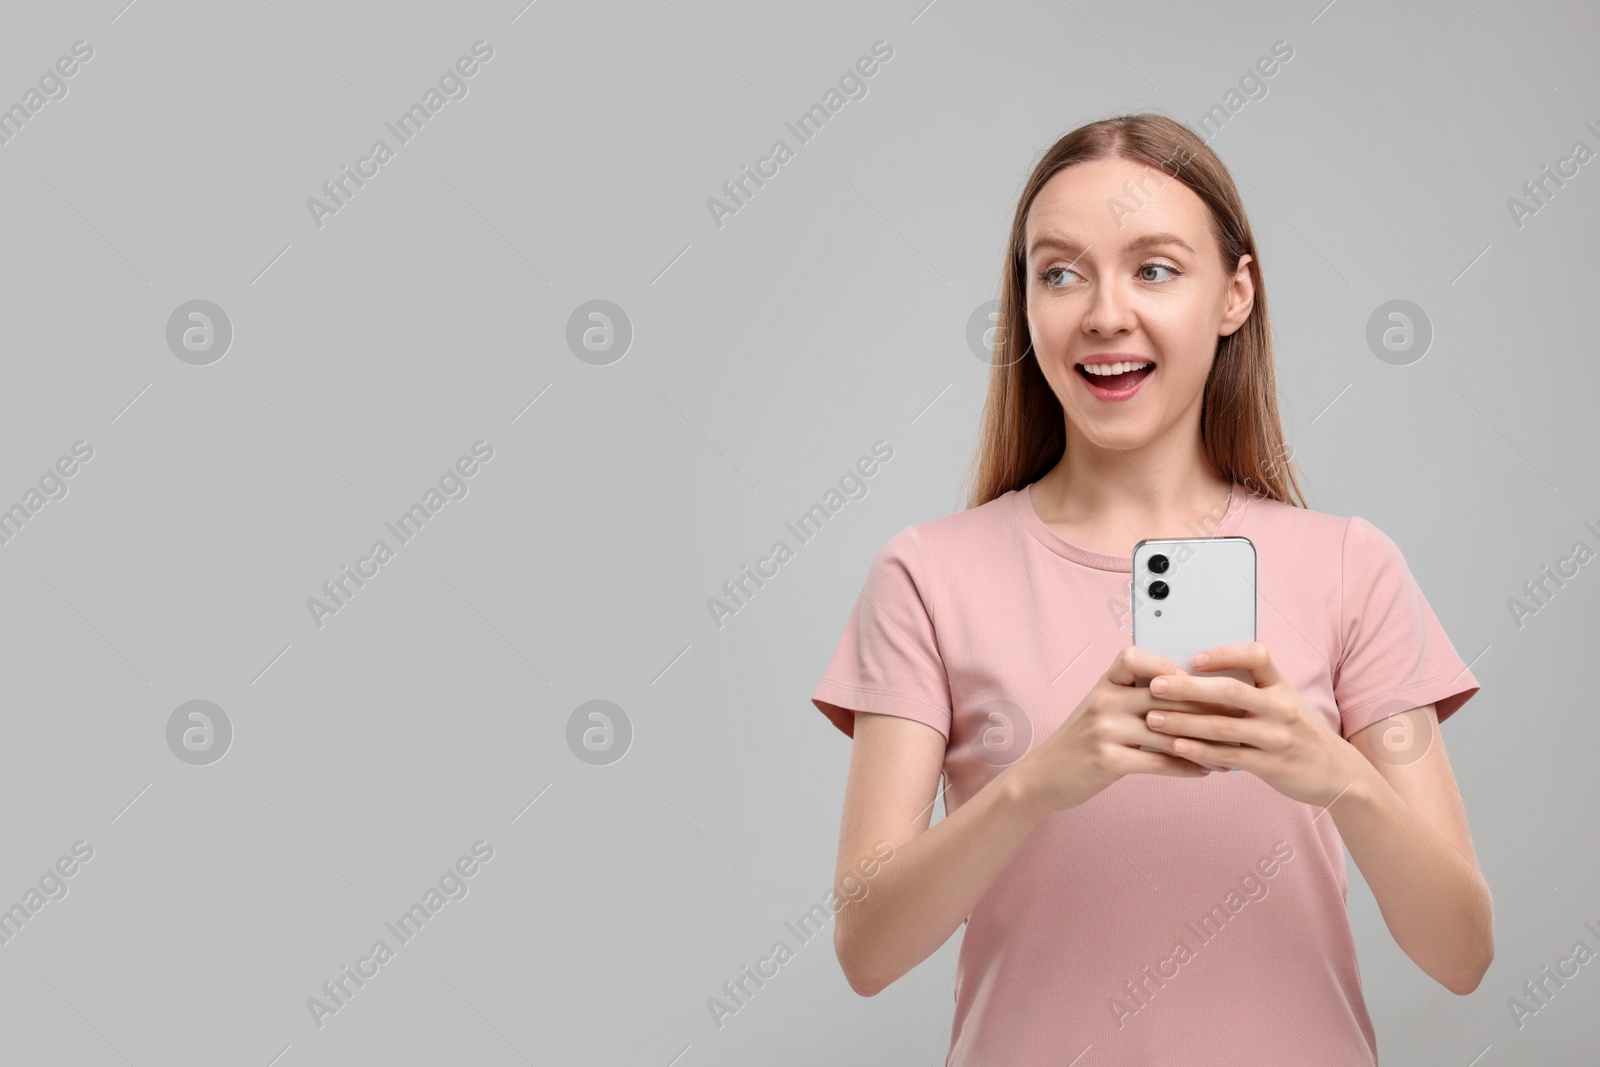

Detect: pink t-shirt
810,482,1479,1066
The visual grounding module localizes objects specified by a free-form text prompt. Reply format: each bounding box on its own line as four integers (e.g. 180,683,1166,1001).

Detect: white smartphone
1130,535,1257,695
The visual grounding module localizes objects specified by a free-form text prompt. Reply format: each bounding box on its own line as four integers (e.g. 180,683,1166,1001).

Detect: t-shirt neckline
1012,480,1250,572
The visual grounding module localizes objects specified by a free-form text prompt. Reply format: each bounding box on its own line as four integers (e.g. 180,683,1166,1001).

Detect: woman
809,113,1491,1064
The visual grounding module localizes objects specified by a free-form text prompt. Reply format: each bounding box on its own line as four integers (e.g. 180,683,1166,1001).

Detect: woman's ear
1219,253,1255,337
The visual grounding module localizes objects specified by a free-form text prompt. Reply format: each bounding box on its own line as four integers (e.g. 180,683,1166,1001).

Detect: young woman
809,113,1492,1064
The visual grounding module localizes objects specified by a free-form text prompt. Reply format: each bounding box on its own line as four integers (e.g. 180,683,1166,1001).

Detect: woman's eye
1038,263,1179,288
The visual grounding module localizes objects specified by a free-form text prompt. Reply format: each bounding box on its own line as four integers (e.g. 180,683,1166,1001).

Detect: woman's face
1021,156,1254,455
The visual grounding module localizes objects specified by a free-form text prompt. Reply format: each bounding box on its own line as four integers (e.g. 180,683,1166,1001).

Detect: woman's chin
1070,419,1160,454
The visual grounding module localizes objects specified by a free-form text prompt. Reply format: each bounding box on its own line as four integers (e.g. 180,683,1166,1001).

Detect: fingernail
1147,711,1166,728
1192,652,1210,667
1150,677,1169,694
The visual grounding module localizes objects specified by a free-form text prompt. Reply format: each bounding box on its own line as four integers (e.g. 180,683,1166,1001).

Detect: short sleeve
810,526,953,741
1333,515,1480,738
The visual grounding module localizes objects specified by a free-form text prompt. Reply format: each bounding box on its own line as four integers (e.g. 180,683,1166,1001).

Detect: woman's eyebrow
1027,231,1195,258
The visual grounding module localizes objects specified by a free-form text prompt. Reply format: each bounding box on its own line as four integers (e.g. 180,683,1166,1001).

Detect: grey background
0,0,1595,1063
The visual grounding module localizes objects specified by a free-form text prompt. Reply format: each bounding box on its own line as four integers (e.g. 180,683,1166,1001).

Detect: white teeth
1080,361,1152,376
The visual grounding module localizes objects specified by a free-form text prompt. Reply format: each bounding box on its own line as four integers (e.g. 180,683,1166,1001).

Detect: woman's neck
1029,437,1234,554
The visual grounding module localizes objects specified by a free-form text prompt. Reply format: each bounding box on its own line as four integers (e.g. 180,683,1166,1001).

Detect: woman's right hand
1005,644,1219,816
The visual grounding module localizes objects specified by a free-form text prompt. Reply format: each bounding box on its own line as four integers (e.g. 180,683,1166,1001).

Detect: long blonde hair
961,112,1306,511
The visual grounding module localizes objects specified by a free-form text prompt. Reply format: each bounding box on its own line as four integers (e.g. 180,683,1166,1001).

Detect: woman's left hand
1144,641,1366,808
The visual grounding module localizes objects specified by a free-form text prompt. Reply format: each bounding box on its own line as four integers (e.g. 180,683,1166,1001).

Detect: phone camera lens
1148,580,1169,600
1148,554,1169,574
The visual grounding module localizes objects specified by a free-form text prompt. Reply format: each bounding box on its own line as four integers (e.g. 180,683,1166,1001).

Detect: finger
1133,732,1228,773
1144,709,1264,746
1123,749,1214,778
1107,644,1185,688
1131,729,1234,773
1148,671,1267,715
1170,735,1260,772
1136,689,1239,719
1191,641,1284,689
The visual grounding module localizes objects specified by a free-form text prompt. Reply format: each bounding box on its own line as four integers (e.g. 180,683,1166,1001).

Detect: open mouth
1075,360,1155,401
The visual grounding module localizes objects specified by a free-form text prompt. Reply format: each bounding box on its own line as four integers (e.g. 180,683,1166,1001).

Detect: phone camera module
1148,554,1169,574
1148,580,1169,600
